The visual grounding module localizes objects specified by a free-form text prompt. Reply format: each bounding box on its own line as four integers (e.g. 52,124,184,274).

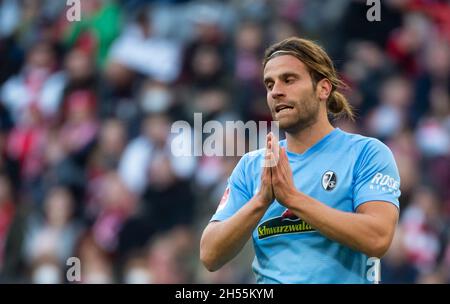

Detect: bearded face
263,55,320,133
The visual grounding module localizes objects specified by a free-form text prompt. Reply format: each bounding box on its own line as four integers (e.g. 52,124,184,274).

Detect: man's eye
266,83,273,90
285,78,295,84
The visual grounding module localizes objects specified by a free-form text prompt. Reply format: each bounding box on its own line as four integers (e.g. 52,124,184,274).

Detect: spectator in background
0,41,65,124
233,21,264,85
0,0,20,40
401,186,446,274
180,5,229,88
76,231,114,284
64,0,123,68
381,227,419,283
58,89,99,165
190,87,233,122
366,75,414,140
0,174,15,271
341,41,395,116
5,104,48,184
339,0,404,52
30,254,63,284
107,8,182,83
119,113,195,196
139,80,175,115
0,30,23,87
22,186,83,273
61,48,99,115
36,128,86,214
90,171,135,253
87,118,127,177
414,39,450,125
146,227,194,283
85,120,127,222
386,13,431,77
135,114,195,230
232,21,266,121
0,104,19,191
184,45,227,90
117,113,196,257
101,60,138,126
266,18,298,47
121,248,153,284
386,130,420,208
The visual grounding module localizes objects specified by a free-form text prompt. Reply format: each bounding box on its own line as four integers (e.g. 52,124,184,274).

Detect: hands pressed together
258,132,299,208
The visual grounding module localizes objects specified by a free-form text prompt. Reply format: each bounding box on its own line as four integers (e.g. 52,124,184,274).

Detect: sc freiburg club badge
322,171,337,191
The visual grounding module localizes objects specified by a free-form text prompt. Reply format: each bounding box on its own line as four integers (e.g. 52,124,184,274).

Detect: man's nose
270,82,285,99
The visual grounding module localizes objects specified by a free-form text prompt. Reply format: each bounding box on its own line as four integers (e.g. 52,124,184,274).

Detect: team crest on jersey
257,209,315,239
322,171,337,191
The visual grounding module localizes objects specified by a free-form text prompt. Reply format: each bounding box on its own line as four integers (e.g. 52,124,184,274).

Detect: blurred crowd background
0,0,449,284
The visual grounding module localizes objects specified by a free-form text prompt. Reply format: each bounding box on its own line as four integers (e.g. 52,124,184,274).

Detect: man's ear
316,79,332,102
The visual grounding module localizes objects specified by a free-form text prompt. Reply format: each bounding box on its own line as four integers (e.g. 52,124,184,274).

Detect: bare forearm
285,192,392,257
200,195,269,271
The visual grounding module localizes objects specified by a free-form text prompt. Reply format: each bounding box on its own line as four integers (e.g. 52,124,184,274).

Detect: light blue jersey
211,128,401,284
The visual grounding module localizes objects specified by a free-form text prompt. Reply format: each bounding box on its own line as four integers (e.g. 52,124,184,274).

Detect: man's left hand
271,145,298,207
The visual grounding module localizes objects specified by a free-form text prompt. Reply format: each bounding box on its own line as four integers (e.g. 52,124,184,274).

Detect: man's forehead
263,54,307,77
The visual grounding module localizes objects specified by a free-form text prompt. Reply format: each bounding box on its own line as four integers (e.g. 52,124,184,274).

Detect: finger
271,133,278,151
271,134,279,166
261,159,270,180
264,148,273,167
266,132,273,153
280,147,287,163
265,157,274,178
273,147,286,179
279,147,288,165
270,151,279,181
265,132,278,167
265,151,277,168
279,147,289,175
261,163,272,197
263,134,272,168
280,147,294,181
267,132,273,151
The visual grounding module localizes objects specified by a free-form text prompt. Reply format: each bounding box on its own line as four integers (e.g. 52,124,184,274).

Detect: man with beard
200,37,401,283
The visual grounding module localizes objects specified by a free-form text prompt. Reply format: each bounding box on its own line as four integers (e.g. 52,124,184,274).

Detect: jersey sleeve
353,139,401,211
210,154,252,222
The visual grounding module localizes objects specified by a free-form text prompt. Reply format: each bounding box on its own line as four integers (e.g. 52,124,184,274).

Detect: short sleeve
210,154,252,222
353,139,401,211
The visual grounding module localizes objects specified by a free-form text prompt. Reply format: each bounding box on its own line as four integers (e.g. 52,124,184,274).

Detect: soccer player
200,37,401,283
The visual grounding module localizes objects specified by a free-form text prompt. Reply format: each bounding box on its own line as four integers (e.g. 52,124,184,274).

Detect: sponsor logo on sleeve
216,187,230,212
369,173,400,195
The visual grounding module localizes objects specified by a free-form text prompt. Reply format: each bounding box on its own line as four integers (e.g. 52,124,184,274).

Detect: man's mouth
275,104,294,113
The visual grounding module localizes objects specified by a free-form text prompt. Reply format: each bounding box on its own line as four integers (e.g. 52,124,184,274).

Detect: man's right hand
200,133,279,272
257,132,277,206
